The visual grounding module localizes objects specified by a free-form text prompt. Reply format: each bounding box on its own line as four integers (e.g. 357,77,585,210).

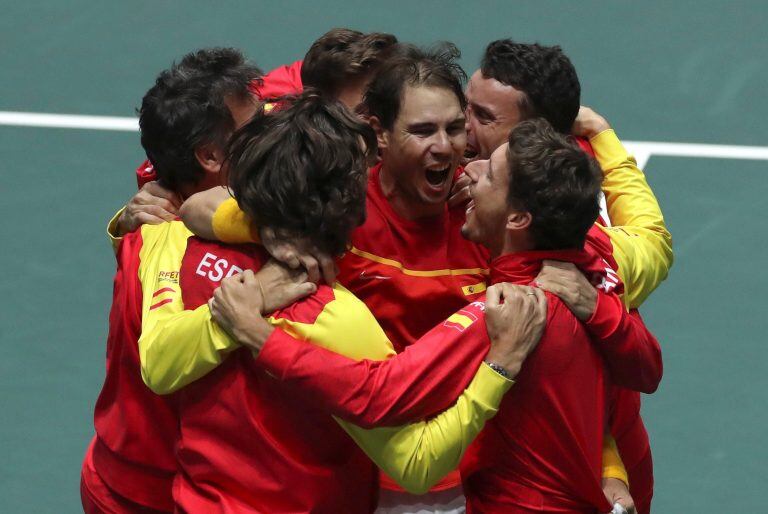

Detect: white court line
2,111,768,165
0,111,138,131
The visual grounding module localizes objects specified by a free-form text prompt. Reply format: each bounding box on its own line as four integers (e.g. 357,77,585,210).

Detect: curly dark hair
363,42,467,130
227,92,377,255
138,47,263,191
481,40,580,134
506,118,602,250
300,28,398,97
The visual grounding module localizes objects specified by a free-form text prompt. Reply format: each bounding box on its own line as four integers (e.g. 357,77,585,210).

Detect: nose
464,160,482,183
431,130,451,157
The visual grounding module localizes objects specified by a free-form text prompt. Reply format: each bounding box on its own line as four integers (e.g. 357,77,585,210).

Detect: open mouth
425,166,451,187
466,199,476,216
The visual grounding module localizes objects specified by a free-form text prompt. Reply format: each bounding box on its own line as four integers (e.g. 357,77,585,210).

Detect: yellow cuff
601,434,629,486
212,197,259,244
602,464,629,487
474,362,515,406
107,206,126,252
589,129,634,171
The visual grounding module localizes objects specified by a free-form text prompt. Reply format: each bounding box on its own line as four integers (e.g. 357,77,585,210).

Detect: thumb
485,285,500,310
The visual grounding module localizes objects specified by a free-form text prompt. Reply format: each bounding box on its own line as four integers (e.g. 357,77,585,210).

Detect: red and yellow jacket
85,220,192,512
137,235,514,512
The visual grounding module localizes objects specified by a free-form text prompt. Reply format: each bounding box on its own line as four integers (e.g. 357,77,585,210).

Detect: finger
485,284,501,309
532,288,548,319
500,283,526,308
277,249,301,269
535,278,562,295
144,181,182,203
298,255,320,284
135,204,177,221
135,194,179,214
132,212,167,227
295,282,317,298
542,259,579,272
317,254,337,285
448,186,471,208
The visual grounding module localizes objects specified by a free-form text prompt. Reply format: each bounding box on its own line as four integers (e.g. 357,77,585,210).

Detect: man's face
379,85,467,207
465,70,526,160
213,94,260,180
461,143,511,254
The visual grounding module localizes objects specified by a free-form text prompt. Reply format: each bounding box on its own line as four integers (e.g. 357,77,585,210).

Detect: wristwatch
484,360,513,380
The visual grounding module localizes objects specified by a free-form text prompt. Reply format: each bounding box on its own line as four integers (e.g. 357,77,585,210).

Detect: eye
408,125,435,137
474,109,494,125
447,123,466,136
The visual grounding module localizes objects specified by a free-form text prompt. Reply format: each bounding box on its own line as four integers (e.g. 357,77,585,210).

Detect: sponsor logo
157,270,179,283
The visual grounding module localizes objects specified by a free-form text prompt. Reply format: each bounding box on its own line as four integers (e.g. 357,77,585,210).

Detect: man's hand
535,260,597,321
116,181,181,236
602,477,635,514
572,106,611,140
448,172,472,208
209,270,274,353
484,284,547,377
255,260,317,313
259,227,338,285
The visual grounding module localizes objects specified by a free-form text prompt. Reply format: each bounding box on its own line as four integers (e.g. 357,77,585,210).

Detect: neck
378,165,444,221
489,231,534,260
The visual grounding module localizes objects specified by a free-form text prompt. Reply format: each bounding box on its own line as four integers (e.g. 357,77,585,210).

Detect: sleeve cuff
602,464,629,486
254,327,305,378
107,206,126,251
584,291,623,340
472,362,515,407
589,129,632,170
212,197,259,244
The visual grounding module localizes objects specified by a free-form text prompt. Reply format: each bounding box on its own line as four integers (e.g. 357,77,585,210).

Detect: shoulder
137,220,191,254
270,282,394,361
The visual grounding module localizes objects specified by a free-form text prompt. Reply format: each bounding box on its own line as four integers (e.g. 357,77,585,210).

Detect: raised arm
575,107,674,308
179,186,236,241
106,180,181,254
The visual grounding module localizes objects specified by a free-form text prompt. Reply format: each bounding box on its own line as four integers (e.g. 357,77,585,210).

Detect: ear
368,116,388,151
194,142,225,175
506,210,532,232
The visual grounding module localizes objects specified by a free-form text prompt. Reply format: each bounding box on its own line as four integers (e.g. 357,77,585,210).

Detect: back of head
227,92,377,256
301,28,398,97
481,40,580,134
139,47,263,191
363,42,467,130
506,118,602,250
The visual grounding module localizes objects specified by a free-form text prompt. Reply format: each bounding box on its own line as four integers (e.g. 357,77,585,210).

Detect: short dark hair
481,40,580,134
505,118,602,250
227,92,377,255
363,42,467,130
301,28,398,97
138,47,262,191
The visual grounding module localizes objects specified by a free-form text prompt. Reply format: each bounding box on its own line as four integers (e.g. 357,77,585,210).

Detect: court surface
1,2,766,512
